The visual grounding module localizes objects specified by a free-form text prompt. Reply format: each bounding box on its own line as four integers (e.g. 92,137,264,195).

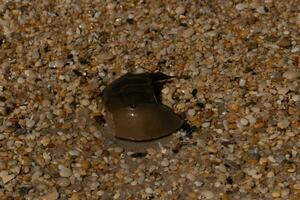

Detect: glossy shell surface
103,72,184,141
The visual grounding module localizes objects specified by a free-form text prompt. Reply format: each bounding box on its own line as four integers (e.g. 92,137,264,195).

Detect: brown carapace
103,72,184,141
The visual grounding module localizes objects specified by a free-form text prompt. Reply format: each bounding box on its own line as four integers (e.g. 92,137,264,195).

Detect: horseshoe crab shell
103,72,184,141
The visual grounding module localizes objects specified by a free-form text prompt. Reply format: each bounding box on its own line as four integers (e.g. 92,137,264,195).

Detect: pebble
201,190,214,199
161,159,170,167
277,37,291,47
277,119,290,129
283,70,300,80
202,122,210,128
162,87,170,95
277,87,289,95
182,28,195,38
186,173,196,181
240,118,249,126
239,79,246,87
145,187,153,194
80,99,90,106
69,150,80,156
271,190,281,198
40,136,51,146
292,95,300,102
41,189,59,200
0,134,5,140
26,119,36,128
294,183,300,190
0,171,15,184
187,109,196,117
175,6,185,15
281,189,290,198
56,177,71,187
58,165,73,177
236,3,248,10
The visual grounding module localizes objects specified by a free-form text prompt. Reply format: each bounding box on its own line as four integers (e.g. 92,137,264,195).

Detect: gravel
0,0,299,199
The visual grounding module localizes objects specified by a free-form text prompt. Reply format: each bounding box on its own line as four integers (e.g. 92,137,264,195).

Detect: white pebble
291,47,299,53
236,3,248,10
17,77,25,84
162,87,170,95
239,78,246,87
161,159,169,167
187,109,196,117
202,122,210,128
240,118,249,126
145,187,153,194
69,150,80,156
26,119,36,128
292,95,300,102
81,99,90,106
201,190,214,199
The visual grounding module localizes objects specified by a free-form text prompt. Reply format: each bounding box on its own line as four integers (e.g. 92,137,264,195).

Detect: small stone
202,122,210,128
0,170,15,184
239,79,246,87
69,150,80,156
201,190,214,199
26,119,35,128
207,145,218,153
145,187,153,194
175,6,185,15
283,70,300,80
49,60,64,68
226,113,238,123
40,136,50,146
281,189,290,198
292,95,300,102
0,134,5,140
240,118,249,126
182,28,195,38
161,159,169,167
114,147,124,154
294,183,300,190
41,189,59,200
277,119,290,129
186,173,196,181
236,3,248,10
230,103,239,112
187,109,196,117
277,87,289,95
291,47,299,53
80,160,90,171
271,190,281,198
113,192,120,199
266,171,274,178
58,165,73,177
81,99,90,106
256,6,267,14
277,37,291,47
162,87,170,95
56,177,70,187
17,77,25,84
